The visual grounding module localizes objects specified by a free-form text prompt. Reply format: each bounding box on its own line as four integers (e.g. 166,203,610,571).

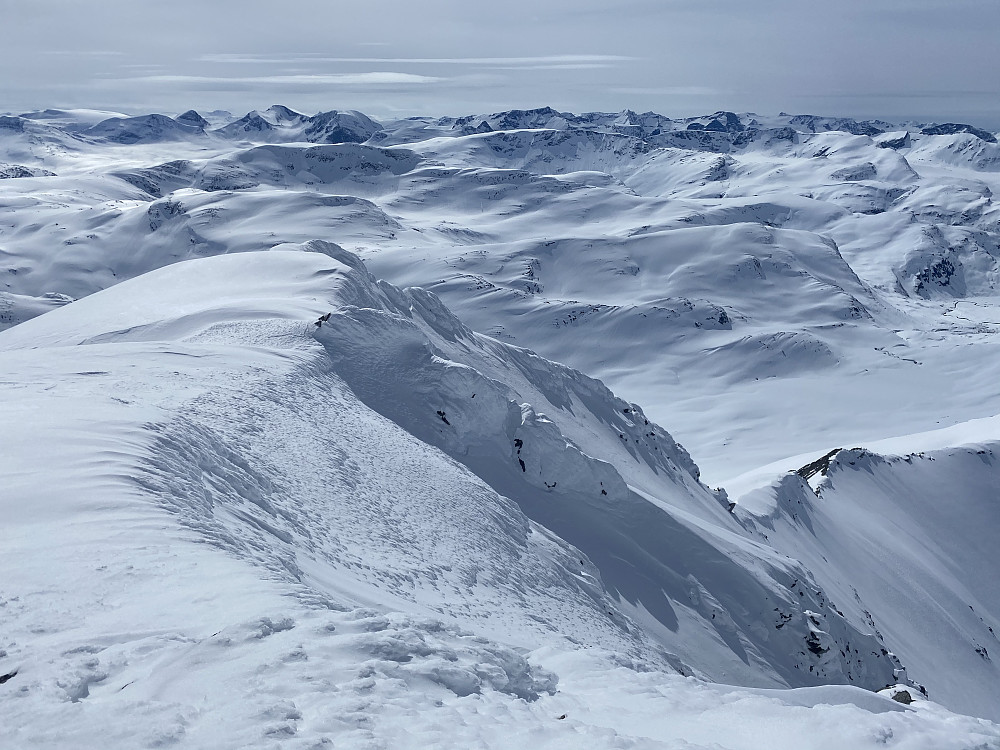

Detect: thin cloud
490,64,619,71
802,90,1000,100
120,72,445,86
198,53,636,66
614,86,726,97
41,50,125,57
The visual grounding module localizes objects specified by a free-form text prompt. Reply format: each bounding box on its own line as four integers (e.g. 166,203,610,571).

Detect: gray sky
3,0,999,127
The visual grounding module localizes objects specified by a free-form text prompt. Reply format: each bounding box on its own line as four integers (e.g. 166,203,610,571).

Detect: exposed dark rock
831,163,877,181
788,115,885,136
0,116,25,132
796,448,843,481
806,631,829,656
0,163,56,179
914,256,957,296
921,123,997,143
175,110,210,129
876,132,911,150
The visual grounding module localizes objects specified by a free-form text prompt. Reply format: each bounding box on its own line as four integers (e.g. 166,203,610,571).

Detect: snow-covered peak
262,103,307,125
17,107,132,131
213,107,382,144
304,109,382,143
174,109,210,129
84,113,208,143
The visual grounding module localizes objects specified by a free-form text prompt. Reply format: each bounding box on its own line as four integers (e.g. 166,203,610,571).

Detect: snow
3,106,1000,747
736,443,1000,720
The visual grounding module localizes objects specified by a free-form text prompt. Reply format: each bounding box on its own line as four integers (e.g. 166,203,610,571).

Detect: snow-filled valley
2,105,1000,748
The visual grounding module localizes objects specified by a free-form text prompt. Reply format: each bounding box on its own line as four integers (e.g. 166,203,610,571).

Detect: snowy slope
3,248,997,748
0,244,904,685
0,249,639,743
736,434,1000,721
4,104,1000,741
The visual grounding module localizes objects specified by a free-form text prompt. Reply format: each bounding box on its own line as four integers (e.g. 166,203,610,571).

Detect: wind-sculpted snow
0,251,662,742
289,244,903,691
307,243,707,504
0,184,402,302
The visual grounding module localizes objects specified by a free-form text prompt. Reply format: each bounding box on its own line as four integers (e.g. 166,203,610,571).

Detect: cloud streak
197,54,636,66
121,72,445,86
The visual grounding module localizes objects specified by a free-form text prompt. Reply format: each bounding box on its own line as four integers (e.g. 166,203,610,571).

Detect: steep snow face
294,245,903,691
738,440,1000,721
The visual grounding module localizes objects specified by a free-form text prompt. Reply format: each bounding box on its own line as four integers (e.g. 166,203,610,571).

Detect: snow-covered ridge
4,246,970,747
0,250,641,739
306,245,908,690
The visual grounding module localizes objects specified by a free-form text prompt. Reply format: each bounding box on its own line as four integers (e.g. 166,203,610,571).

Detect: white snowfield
1,105,1000,748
